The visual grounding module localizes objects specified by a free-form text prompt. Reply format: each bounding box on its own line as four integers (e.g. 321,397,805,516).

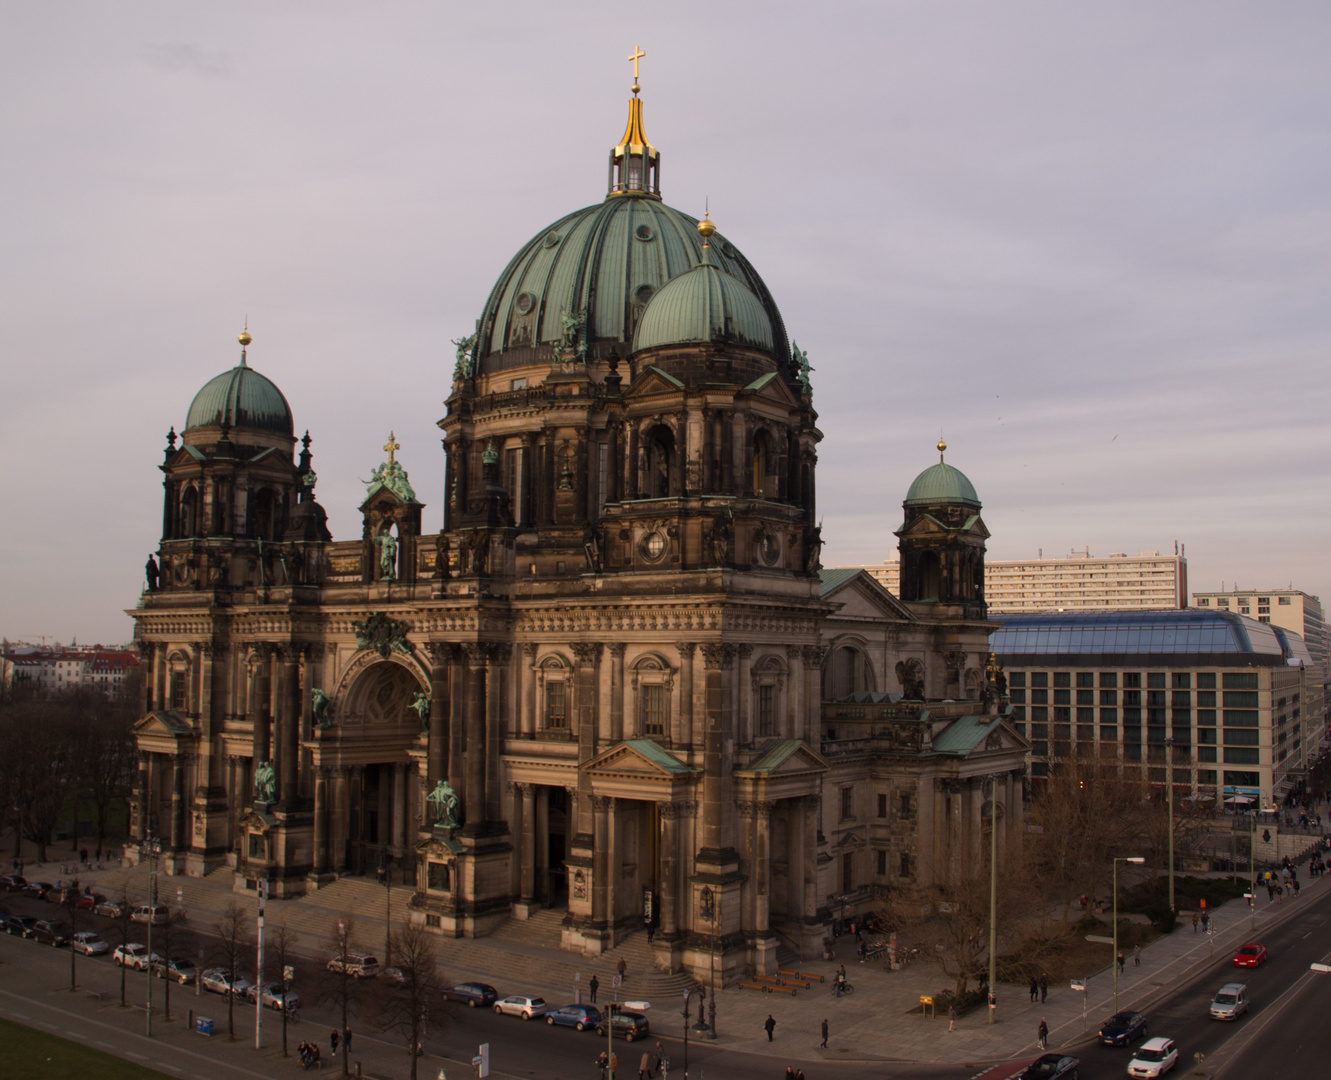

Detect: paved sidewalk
8,850,1327,1069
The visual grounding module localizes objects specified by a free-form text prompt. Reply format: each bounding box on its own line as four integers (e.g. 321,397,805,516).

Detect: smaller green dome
905,462,980,508
631,258,774,354
185,360,293,437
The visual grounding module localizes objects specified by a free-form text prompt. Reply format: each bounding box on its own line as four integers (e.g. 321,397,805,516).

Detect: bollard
355,1062,362,1079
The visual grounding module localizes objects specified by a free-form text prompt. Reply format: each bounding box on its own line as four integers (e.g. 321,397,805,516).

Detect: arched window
918,551,941,601
179,486,199,537
252,489,280,542
823,644,873,701
539,655,571,731
752,430,777,499
644,425,675,498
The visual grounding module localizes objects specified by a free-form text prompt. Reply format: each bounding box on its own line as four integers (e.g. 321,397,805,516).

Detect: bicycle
285,1003,300,1025
831,981,855,997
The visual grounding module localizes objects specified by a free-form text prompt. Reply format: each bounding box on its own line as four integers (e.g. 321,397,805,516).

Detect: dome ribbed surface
185,363,293,437
474,197,787,372
632,260,774,353
904,462,981,507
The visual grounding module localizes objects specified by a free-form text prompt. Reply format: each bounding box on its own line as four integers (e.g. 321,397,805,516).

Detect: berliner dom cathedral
129,57,1024,981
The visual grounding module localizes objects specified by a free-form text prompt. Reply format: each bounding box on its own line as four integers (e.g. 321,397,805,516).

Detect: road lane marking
125,1051,147,1060
159,1063,182,1073
95,1041,114,1049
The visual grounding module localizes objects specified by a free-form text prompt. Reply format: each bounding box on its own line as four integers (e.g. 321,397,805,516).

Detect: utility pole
256,878,267,1049
144,835,161,1037
987,775,999,1024
1165,736,1175,914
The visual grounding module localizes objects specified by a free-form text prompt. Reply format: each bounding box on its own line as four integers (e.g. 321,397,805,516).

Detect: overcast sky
3,2,1329,646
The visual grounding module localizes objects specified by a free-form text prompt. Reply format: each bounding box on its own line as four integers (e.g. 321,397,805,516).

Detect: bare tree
319,915,359,1077
269,921,300,1058
376,921,444,1080
153,910,194,1021
108,885,137,1007
213,902,252,1039
62,883,89,991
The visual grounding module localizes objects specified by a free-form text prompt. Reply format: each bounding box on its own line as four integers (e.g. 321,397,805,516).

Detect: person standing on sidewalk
1117,952,1126,974
590,974,599,1003
948,1005,957,1032
1029,976,1038,1002
1039,974,1048,1003
330,1029,339,1057
639,1050,651,1080
764,1014,776,1041
344,1027,352,1057
821,1018,829,1048
1037,1018,1049,1050
618,957,627,981
1192,912,1199,932
1133,945,1141,966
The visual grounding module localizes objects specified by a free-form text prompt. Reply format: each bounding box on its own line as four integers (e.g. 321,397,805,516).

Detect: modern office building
990,609,1314,806
852,548,1188,613
1192,589,1327,679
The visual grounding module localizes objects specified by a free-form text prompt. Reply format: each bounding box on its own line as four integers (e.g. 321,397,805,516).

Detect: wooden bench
780,978,810,990
767,984,798,996
752,975,780,985
737,981,769,993
799,971,825,983
777,969,802,980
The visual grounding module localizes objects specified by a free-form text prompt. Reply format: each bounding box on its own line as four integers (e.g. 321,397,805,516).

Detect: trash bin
195,1016,214,1036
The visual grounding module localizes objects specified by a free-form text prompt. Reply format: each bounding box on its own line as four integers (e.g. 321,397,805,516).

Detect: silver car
494,994,549,1020
71,932,109,956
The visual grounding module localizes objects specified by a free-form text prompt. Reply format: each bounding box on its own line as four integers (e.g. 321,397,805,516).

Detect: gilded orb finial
697,213,716,240
239,326,252,347
937,438,947,462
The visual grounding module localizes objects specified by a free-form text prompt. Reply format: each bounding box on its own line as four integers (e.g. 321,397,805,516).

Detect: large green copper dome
632,252,774,353
905,461,981,508
185,357,293,437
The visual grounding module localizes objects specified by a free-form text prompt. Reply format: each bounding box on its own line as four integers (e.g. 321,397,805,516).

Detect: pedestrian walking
1294,879,1301,896
1029,976,1038,1002
1117,952,1126,974
795,1070,805,1080
330,1029,339,1057
618,957,627,981
589,974,599,1003
1038,1018,1049,1050
764,1014,776,1042
1133,945,1141,967
652,1042,664,1078
786,1068,795,1080
597,1051,609,1080
1192,912,1199,932
1201,912,1209,932
1039,974,1048,1003
639,1050,651,1080
948,1004,957,1032
821,1018,828,1048
344,1027,352,1055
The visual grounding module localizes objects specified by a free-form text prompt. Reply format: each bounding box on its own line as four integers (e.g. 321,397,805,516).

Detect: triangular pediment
740,371,802,407
896,513,990,540
738,739,829,778
133,710,193,738
821,569,915,621
584,738,698,780
624,366,686,398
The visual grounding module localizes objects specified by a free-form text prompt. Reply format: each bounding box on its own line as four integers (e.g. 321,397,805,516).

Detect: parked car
201,969,253,998
76,892,107,911
31,920,69,947
113,943,161,971
1232,943,1267,968
0,915,20,936
247,982,301,1011
595,1009,650,1041
70,932,110,956
131,904,170,925
383,967,406,985
46,886,78,905
546,1004,602,1031
494,994,548,1020
1210,983,1248,1021
152,958,197,984
443,982,498,1007
1098,1011,1148,1046
1127,1037,1179,1078
94,899,126,919
8,917,39,939
1017,1053,1081,1080
24,881,54,899
0,874,26,892
326,953,379,978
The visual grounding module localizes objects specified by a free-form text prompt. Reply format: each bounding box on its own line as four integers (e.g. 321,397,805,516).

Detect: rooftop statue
409,690,431,731
364,459,417,504
452,330,477,381
376,532,398,580
792,341,814,393
253,759,277,804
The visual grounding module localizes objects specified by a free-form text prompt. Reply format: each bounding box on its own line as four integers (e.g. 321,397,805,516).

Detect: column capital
802,644,829,666
521,642,540,659
488,642,512,665
461,642,488,668
675,642,696,663
736,643,755,660
660,800,686,821
591,795,615,812
571,642,602,666
700,644,732,670
607,642,628,660
425,641,455,665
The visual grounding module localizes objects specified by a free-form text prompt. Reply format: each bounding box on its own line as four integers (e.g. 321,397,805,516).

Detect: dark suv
31,920,70,947
595,1009,650,1041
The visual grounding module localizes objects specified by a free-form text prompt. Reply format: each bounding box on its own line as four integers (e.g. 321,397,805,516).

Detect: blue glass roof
989,609,1285,658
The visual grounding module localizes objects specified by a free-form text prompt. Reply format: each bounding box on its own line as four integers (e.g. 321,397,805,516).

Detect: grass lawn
0,1016,176,1080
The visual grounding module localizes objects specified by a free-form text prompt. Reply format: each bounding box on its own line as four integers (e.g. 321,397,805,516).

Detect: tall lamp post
1112,856,1145,1013
1248,805,1257,932
378,847,394,967
681,987,705,1080
700,886,718,1039
144,834,162,1037
1165,736,1175,915
983,775,1003,1024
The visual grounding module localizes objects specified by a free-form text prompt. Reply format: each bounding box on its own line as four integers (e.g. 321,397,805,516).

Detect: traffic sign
612,974,622,988
1070,980,1085,992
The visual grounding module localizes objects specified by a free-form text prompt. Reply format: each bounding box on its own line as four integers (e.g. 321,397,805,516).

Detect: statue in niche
409,690,431,731
425,780,459,829
433,532,449,580
704,511,732,567
145,554,159,592
376,532,398,580
803,523,823,573
253,760,277,804
895,659,925,700
311,688,332,729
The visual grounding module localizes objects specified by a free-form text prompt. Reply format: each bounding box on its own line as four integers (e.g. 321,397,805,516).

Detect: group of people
1026,975,1049,1003
595,1040,665,1080
782,1068,809,1080
297,1041,323,1070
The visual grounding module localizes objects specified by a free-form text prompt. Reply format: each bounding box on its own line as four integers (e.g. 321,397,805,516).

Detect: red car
76,892,107,911
1232,943,1267,967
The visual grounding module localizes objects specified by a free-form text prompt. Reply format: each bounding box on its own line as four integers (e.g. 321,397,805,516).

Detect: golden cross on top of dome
383,431,400,464
628,45,646,91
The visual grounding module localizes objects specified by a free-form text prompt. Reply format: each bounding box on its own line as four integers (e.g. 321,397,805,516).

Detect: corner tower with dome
126,64,1026,985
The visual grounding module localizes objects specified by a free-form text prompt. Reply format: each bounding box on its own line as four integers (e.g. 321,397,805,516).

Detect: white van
130,904,169,925
1210,982,1248,1020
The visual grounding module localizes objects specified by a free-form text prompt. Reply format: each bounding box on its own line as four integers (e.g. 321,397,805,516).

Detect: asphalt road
5,881,1331,1080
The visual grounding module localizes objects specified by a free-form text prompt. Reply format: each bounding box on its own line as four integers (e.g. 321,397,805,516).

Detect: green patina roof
930,715,998,755
623,738,694,774
474,197,788,371
905,462,981,508
185,360,293,437
747,739,808,773
632,257,774,354
818,567,863,596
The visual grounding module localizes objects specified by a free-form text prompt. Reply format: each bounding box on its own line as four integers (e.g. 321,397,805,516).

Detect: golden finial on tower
628,45,646,94
937,438,947,462
383,431,400,464
697,212,716,240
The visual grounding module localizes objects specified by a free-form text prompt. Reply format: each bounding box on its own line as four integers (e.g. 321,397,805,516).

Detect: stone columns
425,643,452,787
736,644,754,745
486,645,510,823
313,766,331,873
197,643,218,790
754,800,774,934
393,762,409,852
518,783,536,906
225,756,238,853
378,764,392,853
698,645,733,858
461,644,487,828
251,646,272,773
332,767,350,872
153,646,167,715
277,646,301,805
348,764,365,872
448,648,466,798
134,754,149,841
169,756,185,850
801,794,820,921
608,643,627,743
803,645,826,742
592,795,613,929
659,802,683,936
535,787,550,901
674,643,695,748
521,643,538,737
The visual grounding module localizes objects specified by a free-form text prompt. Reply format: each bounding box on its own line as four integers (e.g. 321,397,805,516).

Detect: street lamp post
1249,807,1257,932
1165,736,1175,915
144,834,161,1037
983,775,1002,1025
1112,856,1145,1013
379,847,393,967
681,987,704,1080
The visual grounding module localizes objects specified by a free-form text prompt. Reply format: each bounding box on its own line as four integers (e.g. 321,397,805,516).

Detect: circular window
721,241,737,257
543,231,560,249
634,284,655,306
635,223,654,242
515,292,535,316
641,531,666,560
